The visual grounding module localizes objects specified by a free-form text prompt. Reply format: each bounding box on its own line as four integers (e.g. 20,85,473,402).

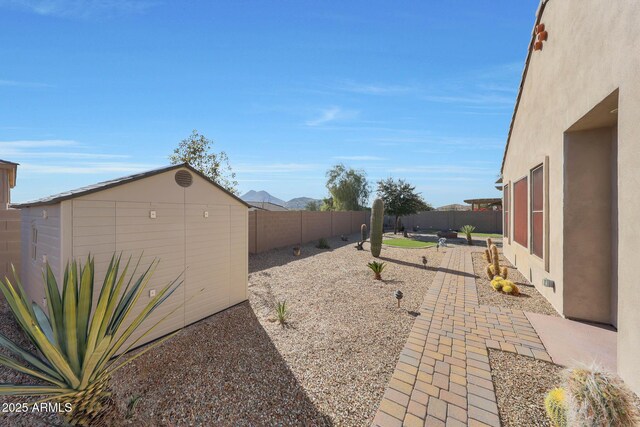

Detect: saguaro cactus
361,223,368,243
370,198,384,257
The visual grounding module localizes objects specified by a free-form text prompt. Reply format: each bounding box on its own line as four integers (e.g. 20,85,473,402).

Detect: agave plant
367,261,386,280
0,254,182,426
460,225,476,245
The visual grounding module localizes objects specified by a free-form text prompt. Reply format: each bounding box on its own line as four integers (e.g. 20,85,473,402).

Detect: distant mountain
240,190,321,210
285,197,321,210
240,190,286,207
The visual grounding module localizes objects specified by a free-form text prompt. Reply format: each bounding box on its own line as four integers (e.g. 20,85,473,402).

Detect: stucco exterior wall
501,0,640,392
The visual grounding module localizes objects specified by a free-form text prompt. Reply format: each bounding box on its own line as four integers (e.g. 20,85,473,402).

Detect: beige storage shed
14,163,249,346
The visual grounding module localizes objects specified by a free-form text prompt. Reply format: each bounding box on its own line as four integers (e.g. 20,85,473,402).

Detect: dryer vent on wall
175,170,193,187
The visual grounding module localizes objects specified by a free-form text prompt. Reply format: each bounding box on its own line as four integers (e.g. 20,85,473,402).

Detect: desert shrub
316,238,330,249
275,301,289,327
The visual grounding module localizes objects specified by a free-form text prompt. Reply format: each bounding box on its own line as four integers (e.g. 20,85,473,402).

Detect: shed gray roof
11,163,250,208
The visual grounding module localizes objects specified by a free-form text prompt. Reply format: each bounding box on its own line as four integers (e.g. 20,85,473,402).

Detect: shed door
185,204,230,325
114,201,186,343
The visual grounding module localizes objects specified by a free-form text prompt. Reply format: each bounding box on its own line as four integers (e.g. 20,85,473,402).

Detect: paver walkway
372,247,552,427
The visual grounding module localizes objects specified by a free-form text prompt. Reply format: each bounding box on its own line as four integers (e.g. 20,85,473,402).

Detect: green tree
325,163,370,211
170,130,239,194
320,197,334,211
376,178,431,233
305,200,321,211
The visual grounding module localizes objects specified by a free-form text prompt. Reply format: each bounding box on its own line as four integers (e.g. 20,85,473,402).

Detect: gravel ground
245,235,443,426
0,234,443,426
489,349,563,427
471,251,559,316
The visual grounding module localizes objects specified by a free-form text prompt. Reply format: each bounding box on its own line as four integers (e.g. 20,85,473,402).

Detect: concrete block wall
394,211,503,234
249,210,369,254
0,209,21,280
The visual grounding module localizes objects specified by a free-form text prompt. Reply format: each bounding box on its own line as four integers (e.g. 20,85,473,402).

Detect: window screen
503,184,510,239
513,177,528,247
531,165,544,258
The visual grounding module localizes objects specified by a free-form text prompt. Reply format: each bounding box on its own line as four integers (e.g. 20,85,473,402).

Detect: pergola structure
463,197,502,211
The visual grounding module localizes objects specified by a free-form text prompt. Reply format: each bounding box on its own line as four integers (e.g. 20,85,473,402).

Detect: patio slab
526,312,617,373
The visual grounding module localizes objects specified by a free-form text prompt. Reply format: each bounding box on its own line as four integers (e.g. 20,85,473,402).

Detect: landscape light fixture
394,290,403,308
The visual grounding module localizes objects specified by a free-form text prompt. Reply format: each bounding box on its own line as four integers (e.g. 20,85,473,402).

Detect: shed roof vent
175,170,193,187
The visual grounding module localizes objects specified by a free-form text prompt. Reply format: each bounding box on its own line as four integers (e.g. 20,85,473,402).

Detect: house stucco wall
502,0,640,392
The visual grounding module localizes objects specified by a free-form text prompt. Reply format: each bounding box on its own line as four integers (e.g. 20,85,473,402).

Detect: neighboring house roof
246,201,288,211
464,198,502,206
11,163,250,208
436,204,471,211
0,159,18,188
500,0,549,174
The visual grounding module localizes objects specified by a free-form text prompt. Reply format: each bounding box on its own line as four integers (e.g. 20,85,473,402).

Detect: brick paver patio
372,247,552,427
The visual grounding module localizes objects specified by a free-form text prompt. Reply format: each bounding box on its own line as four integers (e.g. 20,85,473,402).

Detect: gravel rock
0,234,442,426
489,349,563,427
472,251,559,316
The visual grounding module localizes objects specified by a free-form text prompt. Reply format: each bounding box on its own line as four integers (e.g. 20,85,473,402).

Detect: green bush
316,238,330,249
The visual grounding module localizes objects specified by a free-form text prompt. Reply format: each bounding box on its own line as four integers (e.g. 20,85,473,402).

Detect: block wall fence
248,210,369,254
388,210,502,234
1,210,500,265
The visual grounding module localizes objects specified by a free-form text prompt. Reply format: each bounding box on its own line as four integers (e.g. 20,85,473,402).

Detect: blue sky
0,0,537,206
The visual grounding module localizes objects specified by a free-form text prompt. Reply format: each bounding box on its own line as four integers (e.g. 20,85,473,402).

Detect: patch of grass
471,232,503,238
382,238,436,248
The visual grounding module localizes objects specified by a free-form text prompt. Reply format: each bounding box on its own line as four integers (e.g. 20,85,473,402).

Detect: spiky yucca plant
367,261,386,280
0,255,182,426
460,225,476,245
275,300,288,327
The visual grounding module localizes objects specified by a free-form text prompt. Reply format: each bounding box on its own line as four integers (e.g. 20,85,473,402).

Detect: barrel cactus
361,223,368,243
545,387,568,427
564,366,640,426
370,198,384,257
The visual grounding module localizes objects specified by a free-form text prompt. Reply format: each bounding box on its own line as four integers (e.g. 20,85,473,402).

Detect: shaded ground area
111,302,329,426
471,251,559,316
0,234,443,426
489,349,563,427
